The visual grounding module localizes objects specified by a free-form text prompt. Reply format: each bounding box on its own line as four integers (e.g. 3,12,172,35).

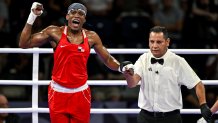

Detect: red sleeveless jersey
51,27,90,88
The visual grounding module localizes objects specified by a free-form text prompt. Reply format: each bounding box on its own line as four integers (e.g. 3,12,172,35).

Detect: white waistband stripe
51,80,88,93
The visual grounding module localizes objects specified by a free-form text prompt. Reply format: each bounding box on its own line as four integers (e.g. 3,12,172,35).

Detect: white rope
0,80,217,85
0,47,218,120
0,108,217,114
1,48,218,54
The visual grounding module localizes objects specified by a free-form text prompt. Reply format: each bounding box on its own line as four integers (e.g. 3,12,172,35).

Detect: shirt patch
78,46,85,52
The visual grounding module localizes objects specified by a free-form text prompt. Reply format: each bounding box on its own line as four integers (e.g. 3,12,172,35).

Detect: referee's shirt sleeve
178,58,201,89
134,55,144,78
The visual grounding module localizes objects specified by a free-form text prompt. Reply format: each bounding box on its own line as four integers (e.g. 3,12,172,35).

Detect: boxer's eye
68,9,85,16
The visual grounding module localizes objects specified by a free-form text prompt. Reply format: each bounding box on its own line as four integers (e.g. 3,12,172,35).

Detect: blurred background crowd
0,0,218,122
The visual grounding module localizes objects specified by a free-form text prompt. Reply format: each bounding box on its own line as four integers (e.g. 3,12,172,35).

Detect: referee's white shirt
134,50,200,112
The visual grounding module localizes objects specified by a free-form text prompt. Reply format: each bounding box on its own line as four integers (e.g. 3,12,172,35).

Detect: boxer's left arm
91,31,120,71
90,31,134,75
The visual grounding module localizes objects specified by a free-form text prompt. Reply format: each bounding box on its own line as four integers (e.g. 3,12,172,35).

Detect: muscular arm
194,81,207,105
19,25,61,48
90,31,120,71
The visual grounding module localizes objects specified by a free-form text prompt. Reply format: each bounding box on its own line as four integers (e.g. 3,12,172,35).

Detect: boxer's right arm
19,2,49,48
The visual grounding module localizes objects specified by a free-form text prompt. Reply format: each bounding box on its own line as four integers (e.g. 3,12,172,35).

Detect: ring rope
1,48,218,54
1,108,216,114
0,48,218,123
0,80,217,85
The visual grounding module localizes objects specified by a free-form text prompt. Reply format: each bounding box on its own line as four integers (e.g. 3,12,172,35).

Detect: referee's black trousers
137,109,182,123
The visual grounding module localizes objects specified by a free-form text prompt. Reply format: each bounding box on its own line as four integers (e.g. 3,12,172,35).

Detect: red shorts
48,83,91,123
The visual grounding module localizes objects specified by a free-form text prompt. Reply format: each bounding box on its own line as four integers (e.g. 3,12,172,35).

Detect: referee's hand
119,61,134,75
200,103,212,122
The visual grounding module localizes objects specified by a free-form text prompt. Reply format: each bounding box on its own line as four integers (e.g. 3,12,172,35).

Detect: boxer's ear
66,14,69,20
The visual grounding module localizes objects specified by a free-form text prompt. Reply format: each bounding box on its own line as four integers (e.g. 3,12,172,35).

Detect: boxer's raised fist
31,2,43,16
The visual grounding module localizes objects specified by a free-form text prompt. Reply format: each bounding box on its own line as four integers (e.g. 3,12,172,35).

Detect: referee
121,26,212,123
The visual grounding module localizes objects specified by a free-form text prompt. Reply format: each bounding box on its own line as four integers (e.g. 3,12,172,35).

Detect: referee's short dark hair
150,26,169,39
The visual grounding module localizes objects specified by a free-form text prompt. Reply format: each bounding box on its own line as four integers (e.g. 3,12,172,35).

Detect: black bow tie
151,58,164,65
